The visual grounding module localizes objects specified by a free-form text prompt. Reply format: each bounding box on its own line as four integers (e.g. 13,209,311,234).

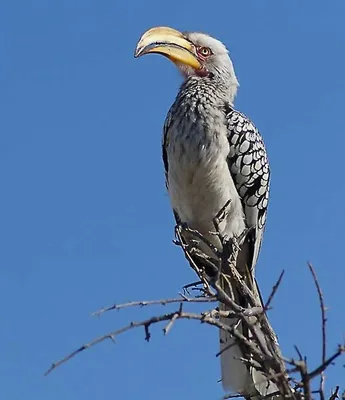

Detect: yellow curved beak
134,26,202,71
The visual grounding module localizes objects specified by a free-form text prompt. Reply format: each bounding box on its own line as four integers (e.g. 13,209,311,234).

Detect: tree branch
45,205,344,400
91,295,216,317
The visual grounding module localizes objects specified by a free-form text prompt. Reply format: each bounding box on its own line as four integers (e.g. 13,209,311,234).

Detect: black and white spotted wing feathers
226,108,270,272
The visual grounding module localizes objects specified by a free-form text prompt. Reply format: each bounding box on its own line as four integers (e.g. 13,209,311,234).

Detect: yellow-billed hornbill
135,27,274,398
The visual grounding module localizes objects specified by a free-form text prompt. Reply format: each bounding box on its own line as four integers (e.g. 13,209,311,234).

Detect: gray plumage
161,33,274,397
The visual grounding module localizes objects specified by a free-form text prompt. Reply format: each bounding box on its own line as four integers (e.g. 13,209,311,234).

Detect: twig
175,225,208,280
307,262,327,400
144,324,151,341
91,296,216,317
307,345,345,380
176,223,221,258
222,393,244,399
163,303,183,335
264,270,285,311
212,199,232,238
329,386,340,400
294,345,303,361
45,307,258,376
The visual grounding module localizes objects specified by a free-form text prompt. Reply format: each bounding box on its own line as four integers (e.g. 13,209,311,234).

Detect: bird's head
135,27,239,100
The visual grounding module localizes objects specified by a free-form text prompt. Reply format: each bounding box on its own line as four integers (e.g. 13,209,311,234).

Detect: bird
135,27,275,398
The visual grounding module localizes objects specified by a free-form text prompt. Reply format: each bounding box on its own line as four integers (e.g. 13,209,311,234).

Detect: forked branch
45,204,343,400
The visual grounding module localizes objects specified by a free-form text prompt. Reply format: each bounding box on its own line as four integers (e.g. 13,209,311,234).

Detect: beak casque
134,26,202,71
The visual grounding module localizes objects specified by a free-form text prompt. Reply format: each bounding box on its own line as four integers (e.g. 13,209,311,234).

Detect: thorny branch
45,204,344,400
308,262,327,400
91,295,217,317
45,306,241,376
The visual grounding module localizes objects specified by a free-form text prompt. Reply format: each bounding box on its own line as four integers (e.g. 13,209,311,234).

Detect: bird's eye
197,46,212,57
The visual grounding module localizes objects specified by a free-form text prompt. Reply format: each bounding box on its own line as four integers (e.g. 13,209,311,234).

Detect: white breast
166,121,245,246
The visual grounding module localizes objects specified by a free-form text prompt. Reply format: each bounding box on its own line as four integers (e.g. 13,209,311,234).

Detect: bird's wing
219,107,274,397
225,107,270,273
162,112,182,227
162,111,171,185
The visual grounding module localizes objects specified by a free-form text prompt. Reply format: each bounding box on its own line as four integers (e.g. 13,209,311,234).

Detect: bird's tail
219,271,282,399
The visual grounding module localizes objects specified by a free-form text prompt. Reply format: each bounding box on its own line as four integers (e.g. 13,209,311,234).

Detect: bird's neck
181,76,237,106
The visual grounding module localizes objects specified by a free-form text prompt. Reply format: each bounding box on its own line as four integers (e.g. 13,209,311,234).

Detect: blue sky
1,0,345,399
